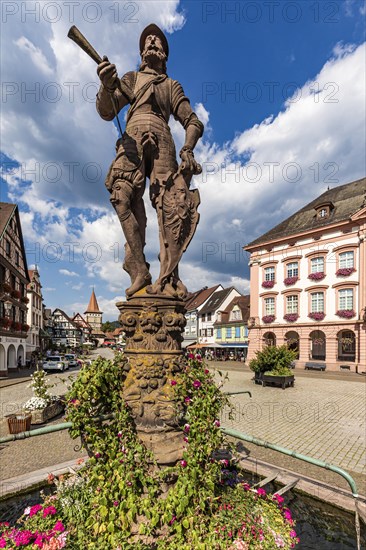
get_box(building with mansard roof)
[245,177,366,372]
[0,203,30,375]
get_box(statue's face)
[141,34,166,66]
[110,181,124,205]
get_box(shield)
[156,170,200,285]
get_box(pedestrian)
[17,356,22,369]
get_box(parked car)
[43,355,67,372]
[65,354,78,368]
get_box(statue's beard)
[141,48,166,67]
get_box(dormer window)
[315,201,334,220]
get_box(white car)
[65,354,78,368]
[43,355,67,372]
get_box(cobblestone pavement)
[0,356,365,496]
[214,365,366,478]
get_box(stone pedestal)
[117,295,187,465]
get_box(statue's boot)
[126,270,152,297]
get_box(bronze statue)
[95,24,204,299]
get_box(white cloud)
[15,36,54,76]
[59,269,79,277]
[71,282,84,290]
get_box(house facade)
[183,285,222,348]
[72,313,93,345]
[198,287,242,346]
[51,309,83,349]
[0,203,30,375]
[214,295,250,359]
[245,178,366,372]
[26,268,43,358]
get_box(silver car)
[65,354,78,368]
[43,355,67,372]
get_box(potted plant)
[23,368,64,424]
[263,365,295,389]
[250,345,296,387]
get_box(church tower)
[84,288,103,333]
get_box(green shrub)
[249,345,296,374]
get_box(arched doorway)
[0,345,6,374]
[17,344,25,366]
[285,331,299,359]
[337,330,356,362]
[263,332,276,347]
[309,330,326,361]
[7,344,16,369]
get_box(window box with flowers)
[308,272,325,281]
[0,317,11,329]
[283,313,299,322]
[336,268,356,277]
[22,323,30,332]
[1,282,12,294]
[262,280,275,288]
[21,295,30,304]
[262,315,276,324]
[284,276,298,286]
[308,312,325,321]
[11,321,22,332]
[336,309,356,319]
[11,289,21,300]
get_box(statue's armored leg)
[110,178,152,296]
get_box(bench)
[339,365,351,371]
[305,362,326,371]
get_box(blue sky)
[1,0,365,319]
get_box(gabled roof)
[85,289,102,313]
[73,313,92,330]
[0,202,30,282]
[185,285,221,311]
[246,177,366,249]
[52,308,81,330]
[214,295,250,325]
[200,287,240,315]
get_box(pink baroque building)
[244,178,366,373]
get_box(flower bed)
[336,309,355,319]
[308,312,325,321]
[262,315,275,324]
[262,280,275,288]
[284,276,298,286]
[283,313,299,322]
[336,268,355,277]
[308,272,325,281]
[1,355,299,549]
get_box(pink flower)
[29,504,43,517]
[117,431,122,438]
[169,516,177,525]
[0,538,6,548]
[184,396,191,403]
[188,353,194,359]
[242,483,251,491]
[95,452,101,458]
[195,354,202,360]
[43,506,57,517]
[180,460,187,468]
[113,501,119,507]
[184,423,190,433]
[273,493,284,505]
[54,520,65,532]
[204,369,209,374]
[170,380,177,386]
[257,488,266,497]
[193,380,201,388]
[290,530,297,538]
[183,436,188,443]
[284,509,292,521]
[214,419,220,427]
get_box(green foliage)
[3,354,299,549]
[264,366,294,377]
[249,345,296,374]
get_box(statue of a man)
[96,24,204,298]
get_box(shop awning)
[187,343,224,349]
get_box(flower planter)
[253,371,263,385]
[30,400,64,425]
[7,413,32,434]
[262,374,295,389]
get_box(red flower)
[170,379,177,386]
[193,380,201,388]
[180,460,187,467]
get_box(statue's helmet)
[139,23,169,60]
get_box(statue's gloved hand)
[179,147,202,176]
[97,55,119,93]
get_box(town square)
[1,1,366,548]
